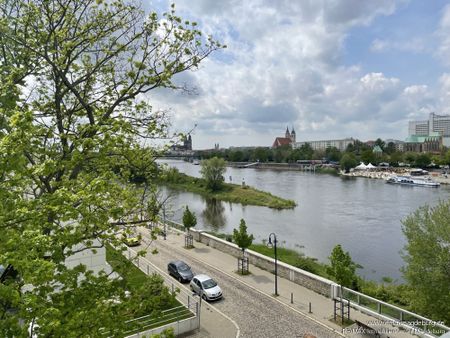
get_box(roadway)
[137,227,341,338]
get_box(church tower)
[290,126,296,143]
[285,126,290,139]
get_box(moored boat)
[386,175,440,187]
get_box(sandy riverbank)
[341,169,450,185]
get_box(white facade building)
[293,138,355,152]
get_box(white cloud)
[436,4,450,66]
[370,38,426,53]
[147,0,443,148]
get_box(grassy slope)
[249,243,329,277]
[158,173,296,209]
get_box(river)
[157,159,450,282]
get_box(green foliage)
[182,206,197,233]
[157,170,296,209]
[414,153,431,168]
[325,147,341,162]
[401,201,450,324]
[444,149,450,165]
[340,153,358,172]
[360,149,376,165]
[358,278,410,307]
[106,245,177,317]
[232,219,254,254]
[200,157,227,191]
[0,0,222,335]
[327,245,358,288]
[250,244,328,276]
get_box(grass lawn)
[249,243,329,277]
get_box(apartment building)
[293,138,355,152]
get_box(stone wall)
[189,229,334,297]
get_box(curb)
[163,228,344,337]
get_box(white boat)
[386,175,440,187]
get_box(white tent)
[355,162,367,170]
[366,163,376,169]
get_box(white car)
[190,274,223,301]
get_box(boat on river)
[386,175,440,187]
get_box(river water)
[158,159,450,282]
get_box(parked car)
[122,233,141,247]
[190,274,222,301]
[167,260,194,283]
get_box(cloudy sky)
[146,0,450,150]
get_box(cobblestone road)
[144,237,341,338]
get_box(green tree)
[444,149,450,166]
[252,147,270,162]
[389,151,404,166]
[327,245,358,289]
[200,157,227,191]
[325,147,341,162]
[233,219,254,255]
[385,142,396,155]
[0,0,222,335]
[340,153,358,172]
[402,201,450,323]
[233,219,254,274]
[414,153,431,168]
[361,149,376,164]
[298,143,314,160]
[404,152,417,165]
[182,206,197,235]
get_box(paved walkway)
[138,226,420,338]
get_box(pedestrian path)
[146,227,419,338]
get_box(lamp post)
[163,205,166,240]
[267,232,278,296]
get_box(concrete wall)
[189,229,334,297]
[126,316,199,338]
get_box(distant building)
[409,113,450,147]
[171,134,192,152]
[272,126,296,148]
[385,139,405,152]
[404,133,442,153]
[372,145,383,155]
[293,137,355,152]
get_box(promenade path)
[136,226,421,338]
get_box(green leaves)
[402,202,450,323]
[232,219,254,253]
[182,206,197,232]
[0,0,222,335]
[327,244,358,288]
[200,156,227,191]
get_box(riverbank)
[341,168,450,184]
[156,170,296,209]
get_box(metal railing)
[339,286,449,337]
[100,246,201,337]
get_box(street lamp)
[267,232,278,296]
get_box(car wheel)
[202,294,207,301]
[178,276,182,282]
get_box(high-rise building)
[408,120,429,136]
[408,113,450,147]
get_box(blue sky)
[146,1,450,149]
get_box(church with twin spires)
[272,126,296,148]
